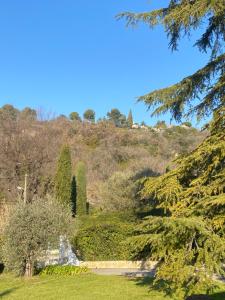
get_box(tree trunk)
[25,259,33,277]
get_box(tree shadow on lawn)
[0,287,18,298]
[210,291,225,300]
[132,277,171,294]
[133,276,154,287]
[133,277,225,300]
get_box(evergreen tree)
[76,161,87,216]
[69,112,81,122]
[119,1,224,121]
[155,120,167,129]
[83,109,95,123]
[107,108,126,127]
[127,110,133,128]
[0,104,19,120]
[55,145,72,207]
[20,107,37,121]
[119,0,225,296]
[71,176,77,217]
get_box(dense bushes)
[72,214,135,261]
[39,265,89,276]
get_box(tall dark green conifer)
[76,161,87,216]
[127,110,133,128]
[55,145,72,207]
[71,176,77,217]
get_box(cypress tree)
[127,110,133,128]
[55,145,72,207]
[76,161,87,216]
[71,176,77,217]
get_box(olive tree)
[2,197,74,277]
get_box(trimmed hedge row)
[39,265,89,276]
[72,214,135,261]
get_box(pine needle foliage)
[118,0,225,121]
[142,108,225,217]
[55,145,72,207]
[133,107,225,296]
[119,0,225,295]
[127,216,225,296]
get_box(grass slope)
[0,274,225,300]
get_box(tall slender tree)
[71,176,77,217]
[55,145,72,207]
[127,110,133,128]
[76,161,87,216]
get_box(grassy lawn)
[0,274,225,300]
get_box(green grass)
[0,274,225,300]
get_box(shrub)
[73,214,134,261]
[39,265,89,276]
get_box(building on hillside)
[152,127,161,133]
[132,123,140,129]
[181,124,191,129]
[140,125,148,130]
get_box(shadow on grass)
[133,277,172,295]
[133,277,225,300]
[0,264,4,274]
[133,276,154,287]
[210,291,225,300]
[0,288,18,297]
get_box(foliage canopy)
[2,198,73,277]
[119,0,225,295]
[119,0,225,121]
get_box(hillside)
[0,110,207,209]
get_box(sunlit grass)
[0,274,225,300]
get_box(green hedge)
[39,265,89,276]
[72,214,134,261]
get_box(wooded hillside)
[0,105,206,210]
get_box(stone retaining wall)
[80,261,158,270]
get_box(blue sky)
[0,0,210,125]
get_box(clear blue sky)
[0,0,209,125]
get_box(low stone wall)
[80,261,158,270]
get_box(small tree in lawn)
[127,110,133,128]
[2,197,73,277]
[55,145,72,207]
[76,162,87,216]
